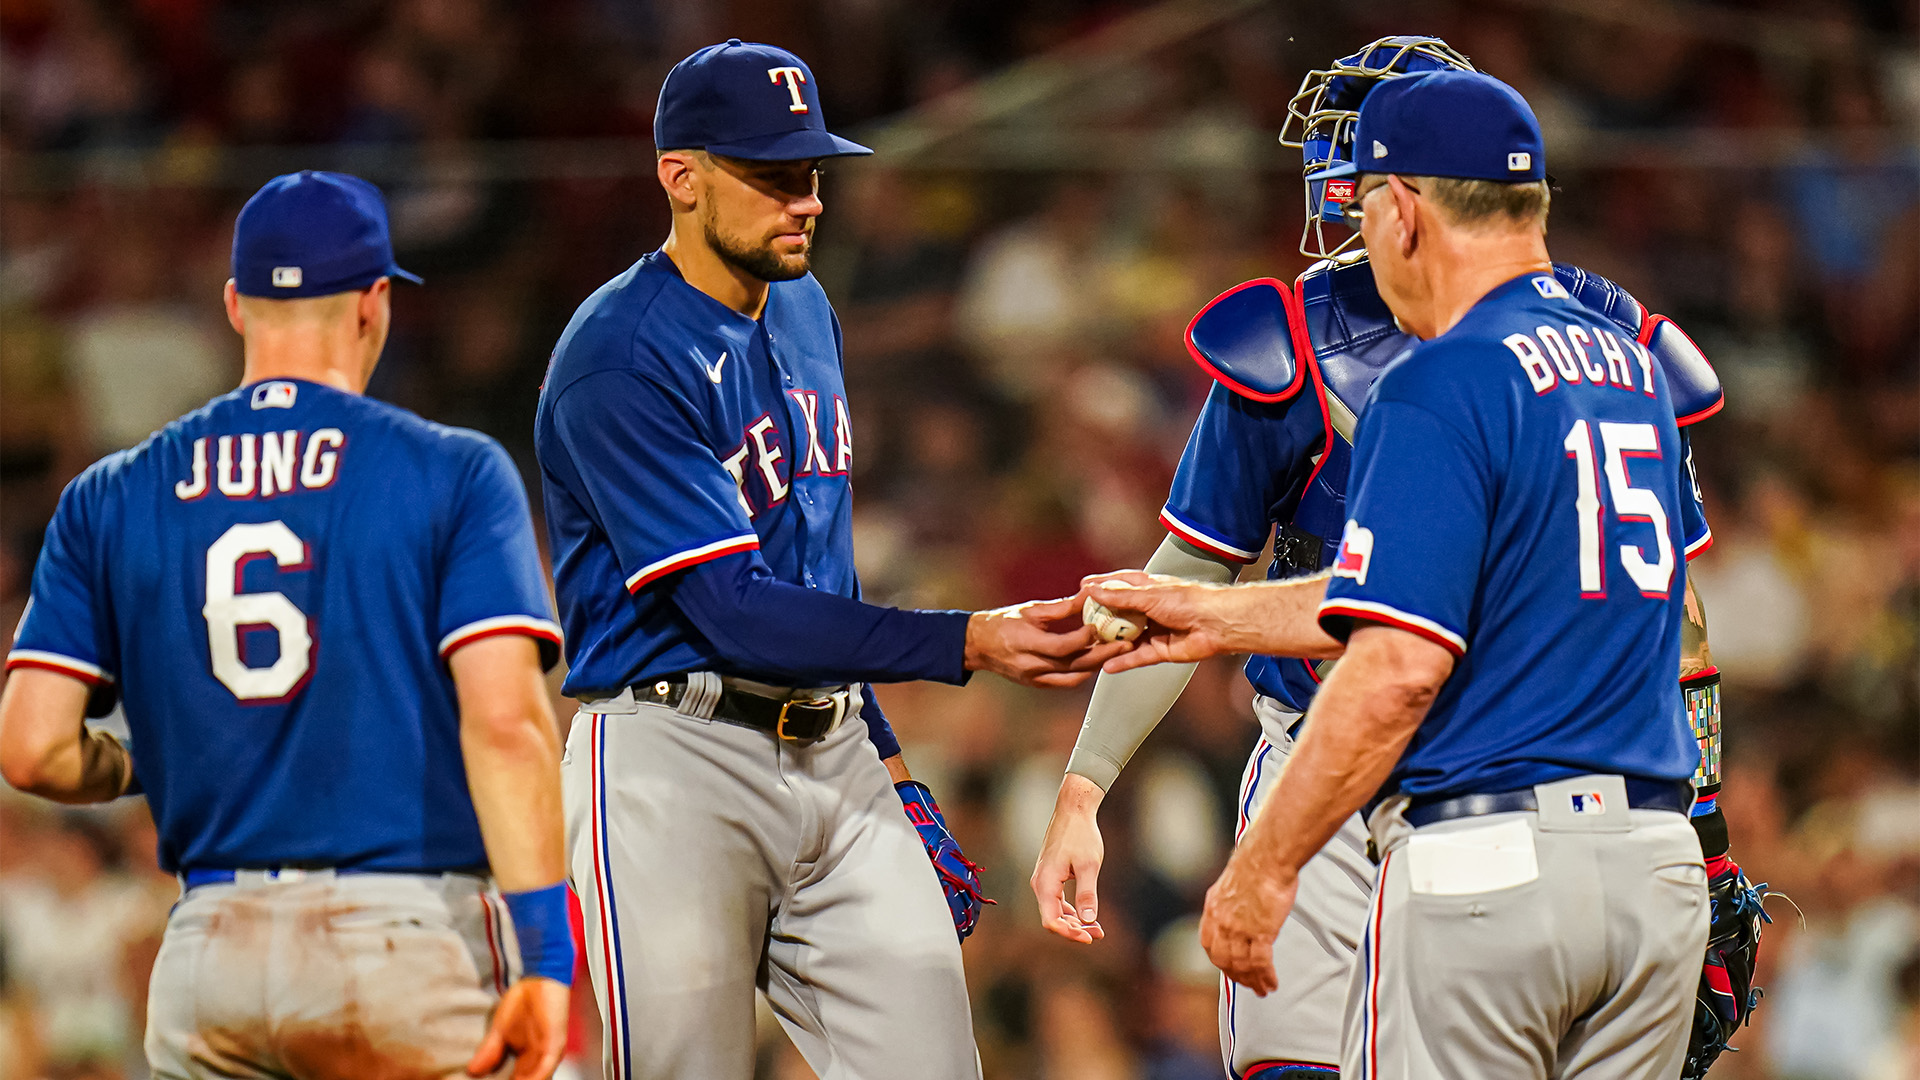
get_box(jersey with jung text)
[1316,272,1699,799]
[536,250,862,697]
[1163,258,1717,716]
[7,380,562,873]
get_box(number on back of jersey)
[1563,420,1674,598]
[204,521,314,701]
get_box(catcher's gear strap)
[1185,278,1309,402]
[1683,668,1722,789]
[1551,264,1724,427]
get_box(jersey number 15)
[1563,420,1674,598]
[204,521,314,701]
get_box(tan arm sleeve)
[1065,534,1241,790]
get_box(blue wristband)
[502,882,575,986]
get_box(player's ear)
[223,279,245,336]
[657,151,700,211]
[358,278,391,335]
[1389,177,1421,258]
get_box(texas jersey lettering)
[536,250,863,696]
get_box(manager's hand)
[1078,571,1241,673]
[965,596,1134,688]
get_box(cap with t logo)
[1309,70,1545,183]
[231,171,421,299]
[654,39,873,161]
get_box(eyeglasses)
[1339,178,1420,225]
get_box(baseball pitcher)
[533,41,1123,1080]
[0,172,574,1079]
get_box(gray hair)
[1408,176,1551,232]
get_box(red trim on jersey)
[4,654,108,685]
[1158,510,1258,563]
[1685,529,1715,560]
[1318,602,1467,657]
[625,535,760,593]
[439,619,564,659]
[1183,279,1305,403]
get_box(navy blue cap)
[232,171,420,299]
[1310,70,1544,183]
[655,39,872,160]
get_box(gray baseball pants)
[146,870,514,1080]
[1222,697,1377,1076]
[1349,774,1708,1080]
[564,684,980,1080]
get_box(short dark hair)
[1409,176,1551,231]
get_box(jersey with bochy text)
[536,250,863,697]
[1162,259,1714,714]
[7,380,561,874]
[1316,272,1699,799]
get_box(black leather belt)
[639,677,848,742]
[1405,777,1692,828]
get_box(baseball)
[1083,596,1147,643]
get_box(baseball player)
[0,172,574,1078]
[1035,37,1765,1080]
[533,41,1123,1080]
[1083,69,1715,1077]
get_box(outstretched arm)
[1081,570,1345,673]
[1034,535,1240,942]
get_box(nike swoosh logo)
[703,351,728,383]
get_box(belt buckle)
[776,699,806,741]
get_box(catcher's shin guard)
[1242,1062,1338,1079]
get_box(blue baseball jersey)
[536,250,861,697]
[7,380,561,874]
[1316,272,1699,799]
[1162,260,1713,715]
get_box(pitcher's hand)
[965,596,1134,688]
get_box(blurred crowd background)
[1,0,1916,1078]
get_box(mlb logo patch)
[1569,791,1605,815]
[251,381,298,410]
[1508,152,1531,172]
[1531,275,1569,300]
[271,266,303,288]
[1325,178,1356,203]
[1331,520,1374,585]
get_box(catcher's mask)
[1280,36,1477,259]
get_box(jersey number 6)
[203,521,314,701]
[1563,420,1674,598]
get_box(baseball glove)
[1682,854,1772,1080]
[895,780,994,941]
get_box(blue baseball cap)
[654,40,872,160]
[232,171,420,299]
[1309,70,1544,183]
